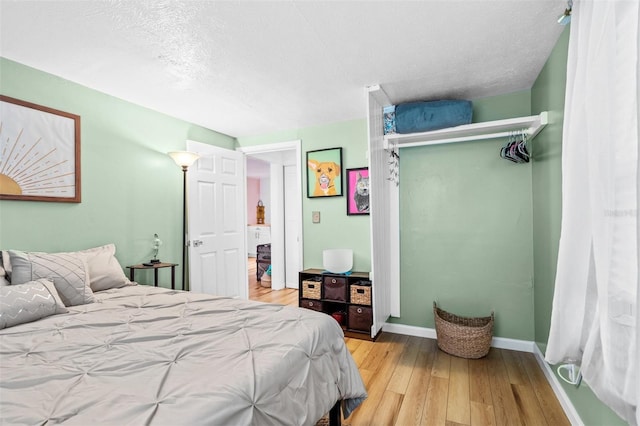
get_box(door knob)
[192,240,204,247]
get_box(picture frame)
[346,167,370,215]
[0,95,81,203]
[306,147,343,198]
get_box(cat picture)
[347,168,370,215]
[354,172,369,213]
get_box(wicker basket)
[302,279,321,299]
[350,285,372,305]
[433,302,494,359]
[260,273,271,288]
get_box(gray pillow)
[9,250,95,307]
[0,258,9,287]
[1,250,11,285]
[0,279,68,329]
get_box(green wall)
[0,58,235,287]
[390,91,535,340]
[239,90,537,340]
[237,119,371,272]
[531,27,567,348]
[530,28,625,426]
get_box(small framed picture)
[306,147,343,198]
[346,167,369,215]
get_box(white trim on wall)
[532,344,585,426]
[238,140,301,155]
[237,140,303,290]
[366,86,395,336]
[381,322,535,353]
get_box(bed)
[0,245,367,425]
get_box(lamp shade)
[168,151,200,168]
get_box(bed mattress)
[0,285,366,425]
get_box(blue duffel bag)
[395,100,473,134]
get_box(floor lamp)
[168,151,200,291]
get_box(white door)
[284,165,300,288]
[186,140,246,298]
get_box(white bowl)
[323,249,353,274]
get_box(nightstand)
[126,263,178,289]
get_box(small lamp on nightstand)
[150,233,162,263]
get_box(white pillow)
[9,250,95,307]
[0,279,68,329]
[71,244,135,292]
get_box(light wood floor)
[247,256,298,305]
[247,259,569,426]
[343,336,570,426]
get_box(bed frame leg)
[329,400,341,426]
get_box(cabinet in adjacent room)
[247,225,271,256]
[298,269,376,340]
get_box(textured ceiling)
[0,0,566,138]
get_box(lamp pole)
[181,165,188,291]
[168,151,200,292]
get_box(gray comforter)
[0,285,366,425]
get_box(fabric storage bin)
[323,276,347,302]
[395,100,472,134]
[348,305,372,332]
[300,299,323,312]
[350,282,371,306]
[302,279,321,300]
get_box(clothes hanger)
[516,130,530,163]
[501,132,518,162]
[512,131,528,163]
[501,130,529,163]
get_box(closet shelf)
[383,111,548,149]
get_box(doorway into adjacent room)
[238,140,303,306]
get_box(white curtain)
[545,1,639,424]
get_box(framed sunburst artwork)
[0,95,81,202]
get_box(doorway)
[238,140,303,301]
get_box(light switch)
[312,211,320,223]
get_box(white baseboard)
[532,344,584,426]
[382,323,437,339]
[382,322,535,352]
[381,322,582,425]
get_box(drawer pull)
[309,302,314,307]
[331,278,337,284]
[357,289,365,294]
[308,284,315,289]
[357,307,363,314]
